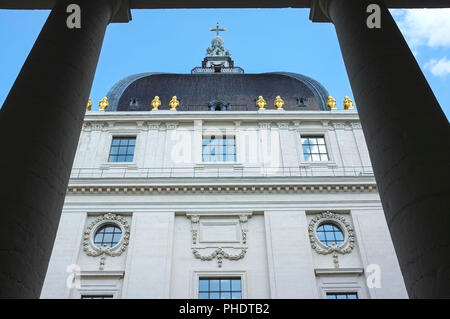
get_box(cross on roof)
[209,22,226,36]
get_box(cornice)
[67,182,377,195]
[83,110,360,123]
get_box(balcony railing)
[70,166,374,179]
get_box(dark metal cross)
[209,22,226,36]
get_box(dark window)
[93,225,122,248]
[198,278,242,299]
[316,223,344,246]
[81,295,114,299]
[202,135,236,162]
[326,292,358,299]
[108,137,136,162]
[301,136,329,161]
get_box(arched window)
[93,225,122,248]
[316,223,344,246]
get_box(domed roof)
[106,72,330,112]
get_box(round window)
[316,223,344,246]
[93,224,122,248]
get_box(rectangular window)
[202,135,236,162]
[198,278,242,299]
[108,137,136,162]
[81,295,114,299]
[301,136,329,161]
[326,292,358,299]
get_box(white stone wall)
[41,110,408,299]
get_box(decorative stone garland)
[83,213,130,270]
[188,214,250,267]
[308,211,355,268]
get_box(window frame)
[93,224,123,248]
[198,277,243,299]
[299,134,331,163]
[108,136,137,163]
[81,295,115,299]
[192,270,247,299]
[201,134,237,163]
[316,222,345,247]
[326,292,359,299]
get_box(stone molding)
[308,211,355,268]
[187,213,252,267]
[83,213,131,270]
[68,183,377,195]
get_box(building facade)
[41,30,407,299]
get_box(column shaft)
[0,0,122,298]
[326,0,450,298]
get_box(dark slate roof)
[106,72,329,111]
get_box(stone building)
[41,28,407,299]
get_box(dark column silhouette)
[0,0,125,298]
[314,0,450,298]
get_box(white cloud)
[393,9,450,50]
[424,57,450,77]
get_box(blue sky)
[0,8,449,119]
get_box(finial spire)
[209,22,226,37]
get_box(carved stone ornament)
[187,213,251,267]
[83,213,131,270]
[308,211,355,268]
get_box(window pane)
[94,234,103,242]
[220,292,231,299]
[232,292,242,299]
[198,293,209,299]
[231,280,241,291]
[209,280,219,291]
[209,293,220,299]
[199,280,209,292]
[220,279,231,291]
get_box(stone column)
[311,0,450,298]
[0,0,127,298]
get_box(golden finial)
[256,96,267,110]
[98,97,109,111]
[274,96,284,109]
[86,97,92,111]
[343,96,354,110]
[169,96,179,110]
[151,96,161,110]
[326,96,337,109]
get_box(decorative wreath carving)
[308,211,355,268]
[83,213,131,270]
[187,214,251,267]
[192,248,247,268]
